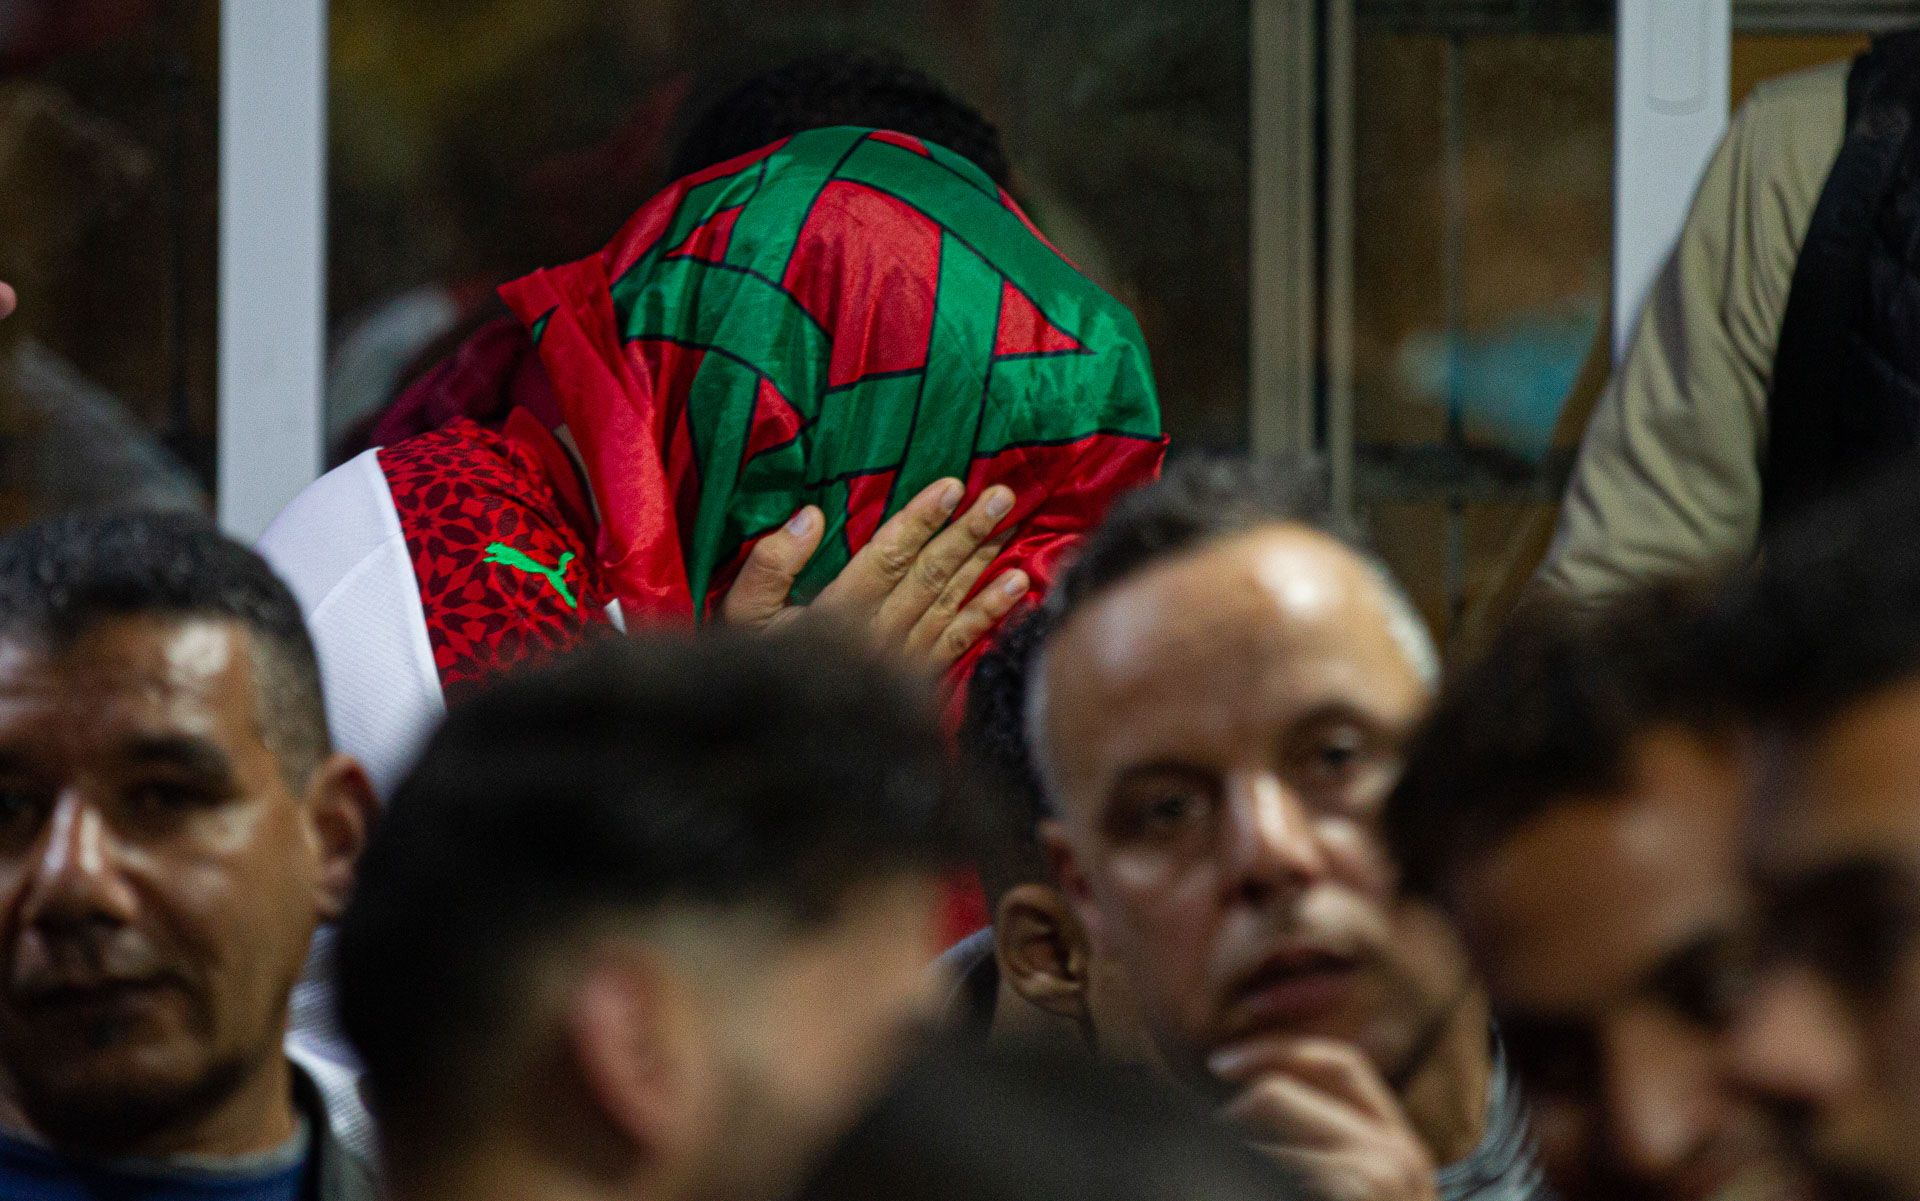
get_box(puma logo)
[483,543,578,610]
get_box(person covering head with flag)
[498,123,1165,634]
[264,124,1164,802]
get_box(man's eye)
[1317,743,1359,773]
[1116,786,1214,841]
[1145,793,1199,827]
[125,780,214,817]
[0,785,46,829]
[1816,904,1919,996]
[1662,939,1759,1030]
[1296,729,1370,786]
[1766,864,1920,998]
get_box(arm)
[1534,64,1847,603]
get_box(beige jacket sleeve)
[1533,63,1848,603]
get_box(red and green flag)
[499,125,1165,644]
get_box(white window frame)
[217,0,328,541]
[1613,0,1733,363]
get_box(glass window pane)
[1350,12,1614,643]
[0,2,217,529]
[326,1,1249,460]
[1348,6,1883,649]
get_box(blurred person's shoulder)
[1732,60,1849,197]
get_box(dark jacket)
[1768,30,1920,525]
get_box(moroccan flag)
[498,125,1166,666]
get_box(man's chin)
[5,1054,244,1154]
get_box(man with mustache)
[1023,457,1547,1201]
[0,512,378,1199]
[1386,586,1834,1201]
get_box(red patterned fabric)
[378,416,615,702]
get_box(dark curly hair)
[671,51,1011,188]
[1385,581,1733,899]
[1720,452,1920,734]
[959,607,1055,910]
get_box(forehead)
[1042,529,1427,762]
[1756,679,1920,885]
[1459,729,1750,1013]
[0,617,263,751]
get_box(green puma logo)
[483,543,578,610]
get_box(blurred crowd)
[5,25,1920,1201]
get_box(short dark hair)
[0,510,329,784]
[338,628,970,1153]
[1385,583,1732,899]
[959,607,1055,909]
[1721,453,1920,733]
[1047,455,1353,628]
[671,51,1011,188]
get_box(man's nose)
[1726,963,1862,1115]
[16,793,137,933]
[1221,773,1329,902]
[1603,1011,1722,1183]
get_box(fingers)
[1215,1038,1438,1201]
[718,507,825,630]
[869,483,1015,641]
[816,478,967,613]
[0,281,15,321]
[901,526,1008,650]
[1222,1074,1380,1154]
[1210,1037,1403,1125]
[923,567,1030,669]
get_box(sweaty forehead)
[1041,528,1428,781]
[0,616,263,748]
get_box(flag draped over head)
[498,125,1166,642]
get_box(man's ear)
[564,947,711,1164]
[306,754,378,922]
[995,883,1091,1022]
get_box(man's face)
[1744,678,1920,1201]
[0,617,327,1146]
[1452,727,1816,1201]
[1037,527,1446,1096]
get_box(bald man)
[1020,458,1547,1201]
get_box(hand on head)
[722,477,1030,672]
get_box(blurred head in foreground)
[793,1040,1310,1201]
[1717,454,1920,1201]
[340,629,965,1201]
[1388,585,1827,1201]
